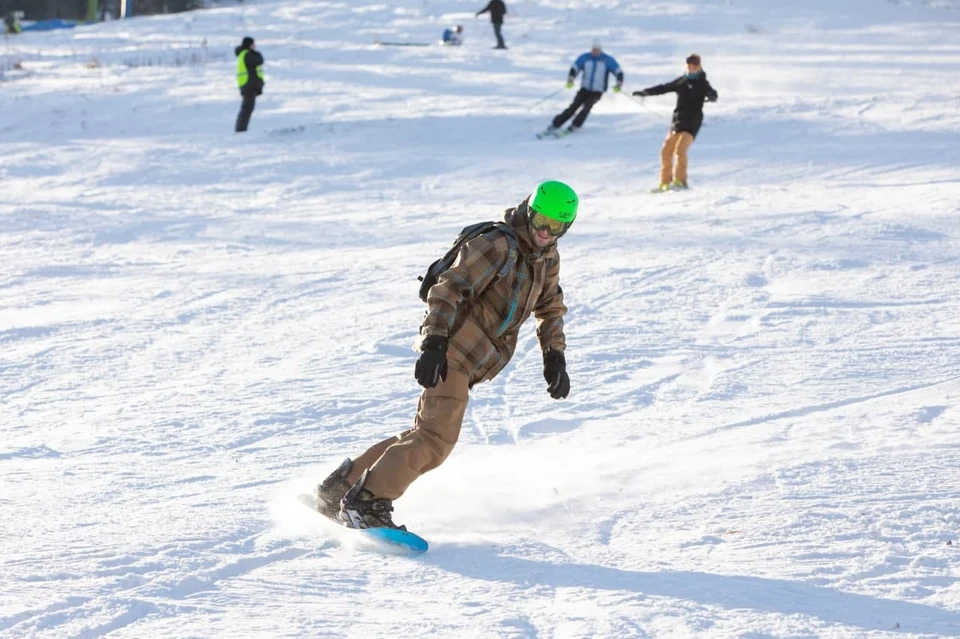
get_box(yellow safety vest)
[236,49,264,88]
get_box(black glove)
[415,335,449,388]
[543,350,570,399]
[632,90,648,97]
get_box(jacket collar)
[503,198,558,262]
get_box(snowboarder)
[542,40,623,137]
[633,54,718,191]
[317,181,578,530]
[441,25,464,46]
[475,0,507,49]
[234,36,264,133]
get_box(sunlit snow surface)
[2,0,960,636]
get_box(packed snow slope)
[2,0,960,636]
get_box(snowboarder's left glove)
[415,335,449,389]
[543,350,569,400]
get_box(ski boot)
[339,470,404,530]
[315,458,353,520]
[670,179,689,190]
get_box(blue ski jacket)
[569,52,623,93]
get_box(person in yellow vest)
[4,12,23,34]
[234,36,264,133]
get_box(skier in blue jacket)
[544,40,623,136]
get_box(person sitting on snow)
[441,25,464,46]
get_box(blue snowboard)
[362,526,429,553]
[297,493,429,554]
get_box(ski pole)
[625,93,660,115]
[528,88,564,110]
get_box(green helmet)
[529,180,578,224]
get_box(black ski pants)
[492,22,506,48]
[235,92,257,133]
[552,89,603,130]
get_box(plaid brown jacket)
[421,201,567,384]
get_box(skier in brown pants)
[316,181,579,529]
[634,54,718,191]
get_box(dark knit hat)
[241,36,254,48]
[686,54,701,65]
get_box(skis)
[297,493,429,554]
[535,127,576,140]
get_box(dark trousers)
[235,92,257,132]
[552,89,603,129]
[492,22,506,48]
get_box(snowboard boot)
[339,470,404,530]
[316,458,353,520]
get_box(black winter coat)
[477,0,506,24]
[235,45,265,96]
[639,72,717,138]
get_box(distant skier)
[316,181,579,530]
[633,54,718,191]
[441,25,464,46]
[542,40,623,137]
[4,11,22,34]
[234,36,264,133]
[475,0,507,49]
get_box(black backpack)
[418,222,518,302]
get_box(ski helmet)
[529,180,578,224]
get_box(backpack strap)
[487,223,524,337]
[490,223,518,281]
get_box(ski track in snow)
[2,0,960,636]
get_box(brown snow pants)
[346,366,470,500]
[659,130,695,185]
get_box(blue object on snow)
[441,27,463,46]
[363,527,429,553]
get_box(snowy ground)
[2,0,960,637]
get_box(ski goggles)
[529,211,570,237]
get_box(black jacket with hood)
[476,0,506,24]
[639,72,717,138]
